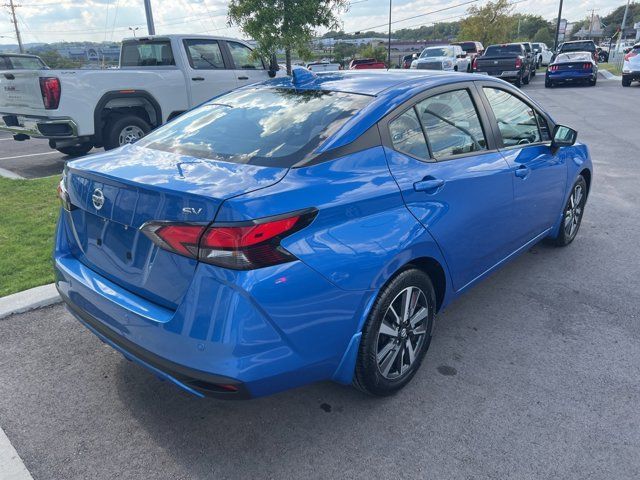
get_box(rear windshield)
[6,56,45,69]
[561,42,595,52]
[138,88,372,167]
[121,40,175,67]
[484,45,522,56]
[457,42,478,53]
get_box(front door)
[480,86,567,246]
[224,41,271,88]
[383,86,515,292]
[182,38,238,107]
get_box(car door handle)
[413,178,445,193]
[515,165,530,178]
[191,77,205,81]
[237,76,249,80]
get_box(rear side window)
[417,89,487,159]
[184,39,225,69]
[7,56,45,69]
[389,109,429,159]
[484,45,522,56]
[138,88,372,167]
[121,40,175,66]
[483,88,541,147]
[459,42,478,53]
[227,41,263,70]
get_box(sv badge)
[182,207,203,215]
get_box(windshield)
[421,47,453,58]
[138,88,372,167]
[6,56,45,69]
[561,42,595,53]
[484,45,522,56]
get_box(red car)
[349,58,386,69]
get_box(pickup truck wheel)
[56,142,93,157]
[104,115,151,150]
[622,76,631,87]
[514,75,522,88]
[522,72,530,85]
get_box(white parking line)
[0,151,57,161]
[0,426,34,480]
[0,137,14,141]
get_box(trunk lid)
[63,144,287,309]
[0,70,45,112]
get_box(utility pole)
[588,9,595,38]
[615,0,630,54]
[553,0,564,51]
[5,0,23,53]
[144,0,156,35]
[387,0,392,69]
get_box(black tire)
[589,76,597,86]
[531,64,536,77]
[622,76,631,87]
[554,175,587,247]
[103,114,151,150]
[353,268,436,396]
[514,74,522,88]
[522,70,530,85]
[56,142,93,157]
[545,77,553,88]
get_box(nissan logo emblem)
[92,188,105,210]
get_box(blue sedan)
[545,52,598,87]
[55,70,592,398]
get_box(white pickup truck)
[0,34,279,156]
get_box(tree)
[332,42,358,63]
[512,14,553,41]
[27,49,82,69]
[359,43,387,63]
[228,0,349,75]
[533,27,553,45]
[458,0,516,45]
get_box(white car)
[622,43,640,87]
[410,45,470,72]
[532,42,553,66]
[0,34,280,156]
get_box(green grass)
[0,176,60,296]
[598,63,623,75]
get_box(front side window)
[8,56,45,69]
[483,87,541,147]
[121,40,175,66]
[137,88,371,167]
[389,108,429,159]
[416,89,487,159]
[185,40,225,69]
[227,42,264,70]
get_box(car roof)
[0,53,40,58]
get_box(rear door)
[223,40,271,88]
[382,83,515,292]
[478,84,567,246]
[181,38,238,107]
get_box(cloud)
[15,0,626,44]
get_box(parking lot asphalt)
[1,74,639,480]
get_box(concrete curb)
[0,167,24,180]
[0,427,34,480]
[599,70,622,81]
[0,283,61,320]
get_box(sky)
[0,0,626,45]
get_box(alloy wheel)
[118,125,145,145]
[564,183,584,239]
[376,286,430,380]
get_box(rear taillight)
[515,57,522,69]
[141,209,317,270]
[39,77,61,110]
[625,51,637,61]
[548,65,558,72]
[471,57,478,71]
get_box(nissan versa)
[54,70,592,399]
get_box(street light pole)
[129,26,139,37]
[553,0,564,51]
[387,0,392,68]
[144,0,156,35]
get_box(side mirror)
[551,124,577,150]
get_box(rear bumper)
[475,70,521,79]
[0,113,78,139]
[622,70,640,81]
[54,211,369,399]
[546,71,595,82]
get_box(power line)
[4,0,23,51]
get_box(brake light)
[515,57,522,68]
[583,63,592,70]
[549,65,558,71]
[39,77,61,110]
[141,209,317,270]
[471,57,478,70]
